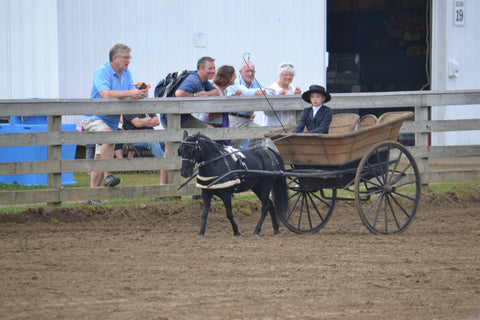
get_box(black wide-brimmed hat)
[301,85,331,104]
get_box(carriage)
[179,111,420,237]
[264,111,420,235]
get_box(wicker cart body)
[265,111,420,235]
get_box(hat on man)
[301,85,331,104]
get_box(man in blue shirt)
[82,43,148,194]
[174,56,219,128]
[226,61,271,148]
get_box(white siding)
[431,0,480,145]
[56,0,327,100]
[0,0,59,99]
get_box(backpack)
[155,70,192,126]
[154,70,191,98]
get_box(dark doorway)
[327,0,430,94]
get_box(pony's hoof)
[252,232,260,237]
[274,230,280,235]
[197,233,205,239]
[234,233,242,238]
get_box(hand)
[148,116,160,127]
[279,89,286,95]
[131,89,148,99]
[294,87,302,94]
[234,89,242,96]
[194,91,207,97]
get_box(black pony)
[178,131,288,238]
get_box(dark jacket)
[292,105,333,134]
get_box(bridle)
[180,136,245,172]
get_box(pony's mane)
[187,133,222,154]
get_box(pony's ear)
[183,130,188,141]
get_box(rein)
[242,52,287,134]
[182,137,245,170]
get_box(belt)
[230,113,251,119]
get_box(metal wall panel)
[0,0,59,99]
[432,0,480,145]
[56,0,327,100]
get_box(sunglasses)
[281,64,294,68]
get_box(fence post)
[47,115,63,206]
[415,105,430,193]
[166,113,182,196]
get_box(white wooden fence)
[0,90,479,206]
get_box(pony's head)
[178,131,201,178]
[178,131,223,178]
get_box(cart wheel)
[279,176,336,234]
[354,141,420,235]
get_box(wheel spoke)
[281,183,336,234]
[287,191,302,221]
[307,192,325,221]
[389,192,412,219]
[303,193,314,229]
[362,191,384,220]
[355,141,420,235]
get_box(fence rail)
[1,90,479,206]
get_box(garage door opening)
[327,0,430,94]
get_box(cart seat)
[329,113,360,134]
[357,114,378,130]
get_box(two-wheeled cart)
[266,111,420,235]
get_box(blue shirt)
[226,75,271,116]
[84,62,135,130]
[176,71,216,122]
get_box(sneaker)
[104,175,121,187]
[87,199,103,205]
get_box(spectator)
[292,85,333,134]
[199,65,240,128]
[263,62,302,127]
[82,43,148,201]
[173,56,220,128]
[226,61,271,148]
[122,113,168,184]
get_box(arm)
[175,89,193,97]
[291,109,308,133]
[100,89,148,99]
[129,115,160,128]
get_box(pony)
[178,131,288,238]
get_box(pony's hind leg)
[254,199,280,236]
[253,206,267,236]
[220,193,241,237]
[267,199,281,235]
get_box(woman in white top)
[262,62,302,127]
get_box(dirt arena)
[1,188,479,320]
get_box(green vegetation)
[0,172,478,213]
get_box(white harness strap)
[224,146,245,162]
[196,174,241,189]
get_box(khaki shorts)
[81,118,112,155]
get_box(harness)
[182,138,247,189]
[181,135,282,190]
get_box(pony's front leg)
[220,193,241,237]
[198,191,213,238]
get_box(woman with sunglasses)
[262,62,302,127]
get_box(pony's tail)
[272,154,288,220]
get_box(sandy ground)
[1,188,480,320]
